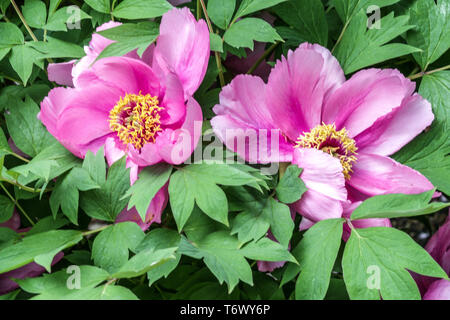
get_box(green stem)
[247,41,279,75]
[408,64,450,80]
[331,19,350,54]
[0,178,50,193]
[196,0,201,20]
[10,0,39,42]
[0,182,35,226]
[9,151,30,163]
[199,0,225,87]
[82,224,110,237]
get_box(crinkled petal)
[153,7,210,98]
[423,279,450,300]
[291,148,346,221]
[323,68,415,137]
[265,44,345,141]
[47,60,76,87]
[348,153,434,196]
[211,75,293,163]
[104,136,126,167]
[355,94,434,156]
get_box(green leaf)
[111,247,177,279]
[406,0,450,70]
[0,128,12,158]
[49,167,100,224]
[82,147,106,185]
[112,0,172,20]
[91,222,145,274]
[45,6,91,31]
[276,165,306,204]
[142,229,181,285]
[291,219,344,300]
[27,216,69,236]
[33,284,138,300]
[17,265,109,295]
[124,163,172,222]
[179,231,253,293]
[351,189,450,220]
[230,188,294,248]
[80,156,131,222]
[169,164,262,231]
[210,33,224,53]
[234,0,287,19]
[0,195,14,223]
[11,140,79,183]
[240,237,297,264]
[22,0,47,29]
[0,22,24,45]
[334,11,420,74]
[85,0,110,13]
[224,18,282,50]
[0,230,83,273]
[29,37,85,59]
[393,71,450,195]
[342,227,447,300]
[5,96,55,157]
[332,0,401,23]
[97,21,160,60]
[8,45,38,85]
[272,0,328,46]
[208,0,236,30]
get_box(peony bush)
[0,0,449,300]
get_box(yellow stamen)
[109,92,164,150]
[295,123,358,179]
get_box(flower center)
[295,123,358,179]
[109,92,164,150]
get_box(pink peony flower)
[0,211,64,295]
[40,8,209,229]
[212,43,435,223]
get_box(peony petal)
[157,97,203,165]
[47,60,76,87]
[348,153,434,197]
[55,84,123,158]
[160,72,187,125]
[104,136,126,167]
[323,68,416,137]
[211,74,293,163]
[425,215,450,275]
[153,7,210,98]
[265,44,345,141]
[299,216,315,231]
[291,148,346,222]
[423,279,450,300]
[355,94,434,156]
[76,56,160,97]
